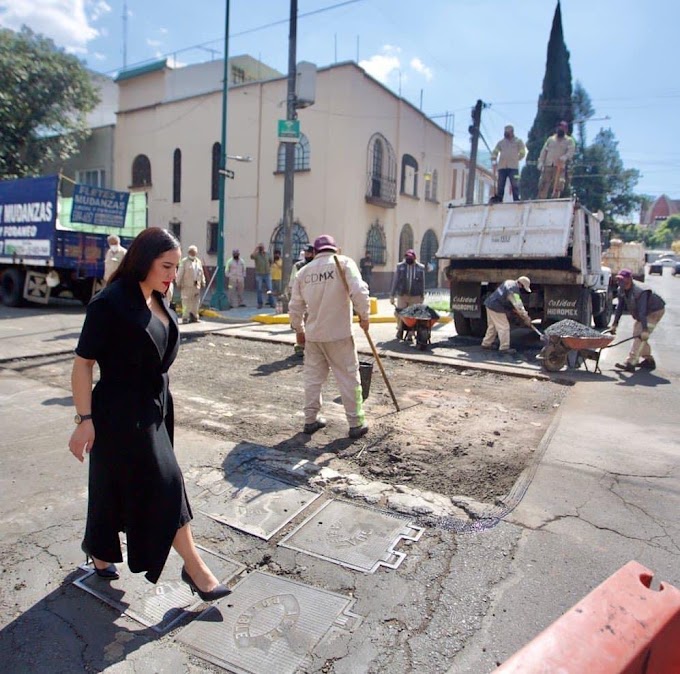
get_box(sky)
[1,0,678,199]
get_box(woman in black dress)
[68,227,228,601]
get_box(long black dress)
[76,278,191,583]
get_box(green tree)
[521,1,574,199]
[572,80,594,150]
[650,214,680,248]
[0,26,99,179]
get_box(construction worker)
[390,249,425,341]
[610,269,665,372]
[289,234,370,440]
[176,245,206,323]
[491,125,526,201]
[537,121,576,199]
[226,249,246,308]
[481,277,533,354]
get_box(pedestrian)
[226,248,246,308]
[390,249,425,341]
[176,245,206,323]
[68,227,229,600]
[491,125,526,202]
[481,277,533,354]
[104,234,127,283]
[537,121,576,199]
[359,250,374,290]
[250,243,275,309]
[271,250,283,299]
[610,269,665,372]
[287,245,315,357]
[289,234,370,439]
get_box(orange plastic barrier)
[494,561,680,674]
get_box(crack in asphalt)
[555,458,675,480]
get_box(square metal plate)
[197,471,322,540]
[73,544,245,633]
[176,570,361,674]
[278,499,424,573]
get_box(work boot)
[499,348,517,355]
[639,357,656,371]
[348,424,369,439]
[303,417,327,434]
[481,344,496,351]
[614,362,635,373]
[293,344,305,358]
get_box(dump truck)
[438,197,613,337]
[0,175,146,306]
[601,239,645,281]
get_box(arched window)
[365,220,387,265]
[131,154,151,187]
[270,220,310,261]
[398,224,414,261]
[277,133,310,172]
[172,148,181,203]
[420,229,440,289]
[366,133,397,206]
[211,142,221,201]
[401,154,418,197]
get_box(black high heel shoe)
[86,554,120,580]
[181,567,231,601]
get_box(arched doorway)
[398,224,414,262]
[420,229,439,288]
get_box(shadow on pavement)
[42,396,73,407]
[613,371,672,387]
[251,353,302,377]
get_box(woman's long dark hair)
[108,227,180,285]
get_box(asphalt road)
[0,272,678,673]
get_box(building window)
[172,148,181,203]
[207,220,218,254]
[211,142,221,201]
[398,224,414,261]
[232,65,246,84]
[420,229,439,289]
[365,220,387,265]
[76,168,106,188]
[131,154,151,187]
[451,168,458,200]
[169,220,181,242]
[400,154,418,197]
[425,169,438,202]
[276,133,310,172]
[270,220,309,261]
[365,133,397,207]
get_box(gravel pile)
[544,319,604,339]
[398,304,440,321]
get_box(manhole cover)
[279,499,423,573]
[74,544,245,633]
[176,570,361,674]
[197,471,322,540]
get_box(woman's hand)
[69,420,95,463]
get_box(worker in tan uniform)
[176,245,206,323]
[537,121,576,199]
[289,234,370,440]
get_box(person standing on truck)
[481,277,533,354]
[103,235,127,283]
[610,269,665,372]
[390,249,425,341]
[491,125,526,202]
[537,121,576,199]
[289,234,370,439]
[176,245,206,324]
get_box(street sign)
[277,119,300,143]
[225,169,235,179]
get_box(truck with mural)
[0,175,146,306]
[438,197,613,337]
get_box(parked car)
[655,257,677,266]
[648,262,664,275]
[673,262,680,276]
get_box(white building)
[113,57,455,291]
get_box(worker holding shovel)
[289,234,371,440]
[537,121,576,199]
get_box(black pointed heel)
[181,567,230,601]
[85,554,120,579]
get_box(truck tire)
[469,315,488,339]
[453,312,472,336]
[576,289,592,327]
[593,288,613,329]
[0,268,26,307]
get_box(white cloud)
[0,0,110,54]
[410,57,433,81]
[359,45,401,84]
[159,27,168,35]
[147,38,162,48]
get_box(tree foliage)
[521,1,574,199]
[0,26,99,179]
[649,214,680,249]
[572,81,594,150]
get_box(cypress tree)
[520,1,574,199]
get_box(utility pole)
[466,99,483,205]
[281,0,298,308]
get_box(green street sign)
[278,119,300,143]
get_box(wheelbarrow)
[398,305,440,351]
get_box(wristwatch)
[74,413,93,425]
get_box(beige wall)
[114,61,453,291]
